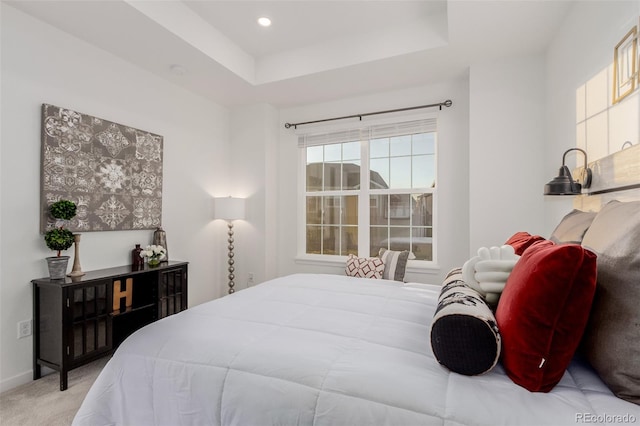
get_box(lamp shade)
[214,197,246,221]
[543,148,592,196]
[544,166,582,195]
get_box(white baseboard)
[0,370,32,393]
[0,366,56,393]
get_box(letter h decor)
[113,278,133,313]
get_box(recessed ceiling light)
[257,17,271,27]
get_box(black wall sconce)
[544,148,592,195]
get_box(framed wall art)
[612,25,638,104]
[40,104,163,232]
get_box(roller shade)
[298,117,437,148]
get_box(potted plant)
[44,199,77,279]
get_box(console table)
[32,260,188,390]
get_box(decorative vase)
[132,244,143,269]
[68,234,85,277]
[46,256,70,280]
[153,227,168,261]
[148,257,160,267]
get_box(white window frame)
[295,113,439,270]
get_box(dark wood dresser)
[31,260,188,390]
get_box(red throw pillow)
[495,240,597,392]
[504,232,545,255]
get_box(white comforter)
[73,273,639,426]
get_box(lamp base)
[227,222,235,294]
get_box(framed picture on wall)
[612,25,637,104]
[40,104,164,232]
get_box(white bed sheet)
[73,273,639,426]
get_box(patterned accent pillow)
[345,254,384,279]
[378,248,409,281]
[430,269,501,376]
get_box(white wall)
[469,54,548,251]
[276,78,471,284]
[226,104,279,293]
[275,55,552,284]
[545,1,640,228]
[0,4,230,391]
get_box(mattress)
[73,273,640,425]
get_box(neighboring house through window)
[299,116,437,264]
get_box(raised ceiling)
[7,0,573,107]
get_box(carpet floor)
[0,357,108,426]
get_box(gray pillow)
[378,248,409,282]
[549,209,597,244]
[581,200,640,405]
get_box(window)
[305,142,360,256]
[300,117,437,263]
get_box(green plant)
[50,199,77,221]
[44,199,77,257]
[44,228,75,255]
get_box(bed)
[74,145,640,425]
[72,274,634,425]
[73,258,639,424]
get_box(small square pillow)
[345,254,384,279]
[504,231,545,256]
[549,209,597,244]
[430,269,501,376]
[378,248,409,281]
[495,240,597,392]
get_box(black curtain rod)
[284,99,452,129]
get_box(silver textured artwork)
[40,104,163,232]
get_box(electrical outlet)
[17,320,32,339]
[247,272,254,286]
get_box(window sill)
[294,255,440,275]
[406,263,441,275]
[295,255,347,268]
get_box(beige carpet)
[0,357,109,426]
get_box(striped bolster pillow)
[378,248,409,282]
[430,268,501,376]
